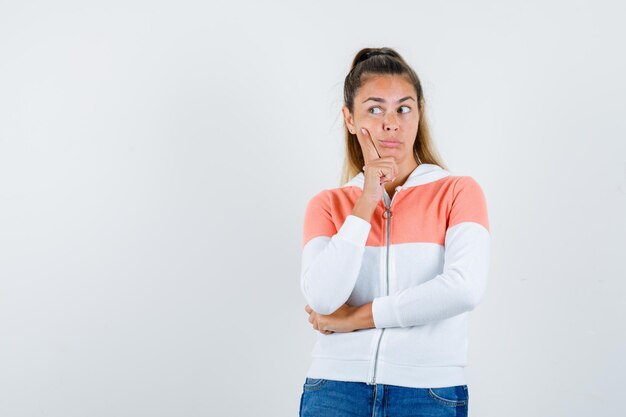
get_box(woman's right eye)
[369,107,382,114]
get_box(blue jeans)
[299,378,469,417]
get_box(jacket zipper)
[368,186,401,385]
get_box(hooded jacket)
[300,163,491,389]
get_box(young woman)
[298,47,491,417]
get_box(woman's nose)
[384,113,399,131]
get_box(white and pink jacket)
[300,163,491,388]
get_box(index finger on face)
[356,127,381,163]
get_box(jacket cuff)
[335,215,371,247]
[372,296,402,328]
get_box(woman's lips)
[379,140,401,148]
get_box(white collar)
[341,163,451,190]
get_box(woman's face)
[343,74,419,161]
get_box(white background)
[1,1,624,416]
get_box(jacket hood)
[341,163,451,190]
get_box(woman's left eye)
[399,106,411,113]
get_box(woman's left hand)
[304,303,357,334]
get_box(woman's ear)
[341,105,355,134]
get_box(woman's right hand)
[356,127,399,202]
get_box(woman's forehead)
[357,75,416,102]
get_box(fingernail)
[361,128,366,134]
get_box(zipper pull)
[383,209,392,219]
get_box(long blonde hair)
[340,47,448,185]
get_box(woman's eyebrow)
[362,96,416,104]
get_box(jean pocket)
[427,385,468,407]
[303,377,327,390]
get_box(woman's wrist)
[350,302,375,331]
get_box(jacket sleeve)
[371,176,491,328]
[300,190,372,315]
